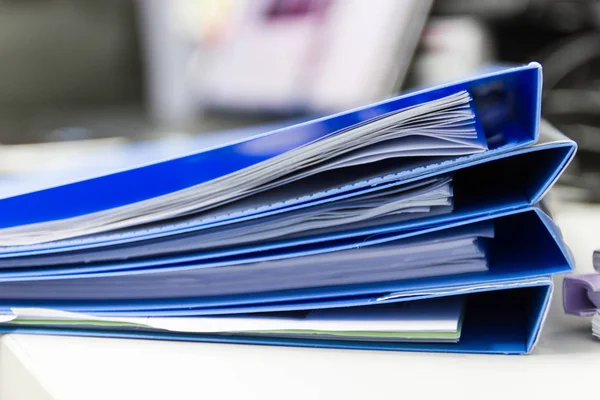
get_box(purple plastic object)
[563,274,600,316]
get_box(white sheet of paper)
[8,296,463,334]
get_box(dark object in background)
[0,0,143,144]
[534,31,600,201]
[434,0,600,201]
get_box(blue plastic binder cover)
[0,119,576,267]
[0,278,553,354]
[0,63,571,356]
[0,207,572,311]
[0,63,542,231]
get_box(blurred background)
[1,0,600,198]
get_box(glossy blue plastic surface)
[0,137,575,266]
[0,64,562,355]
[0,208,571,312]
[0,64,541,229]
[0,282,552,354]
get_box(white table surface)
[0,198,598,400]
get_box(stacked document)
[0,63,577,354]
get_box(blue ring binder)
[0,63,577,354]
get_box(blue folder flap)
[0,64,541,230]
[0,207,571,316]
[0,207,571,286]
[0,129,575,265]
[0,279,552,355]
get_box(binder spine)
[526,279,553,353]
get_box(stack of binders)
[0,63,577,354]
